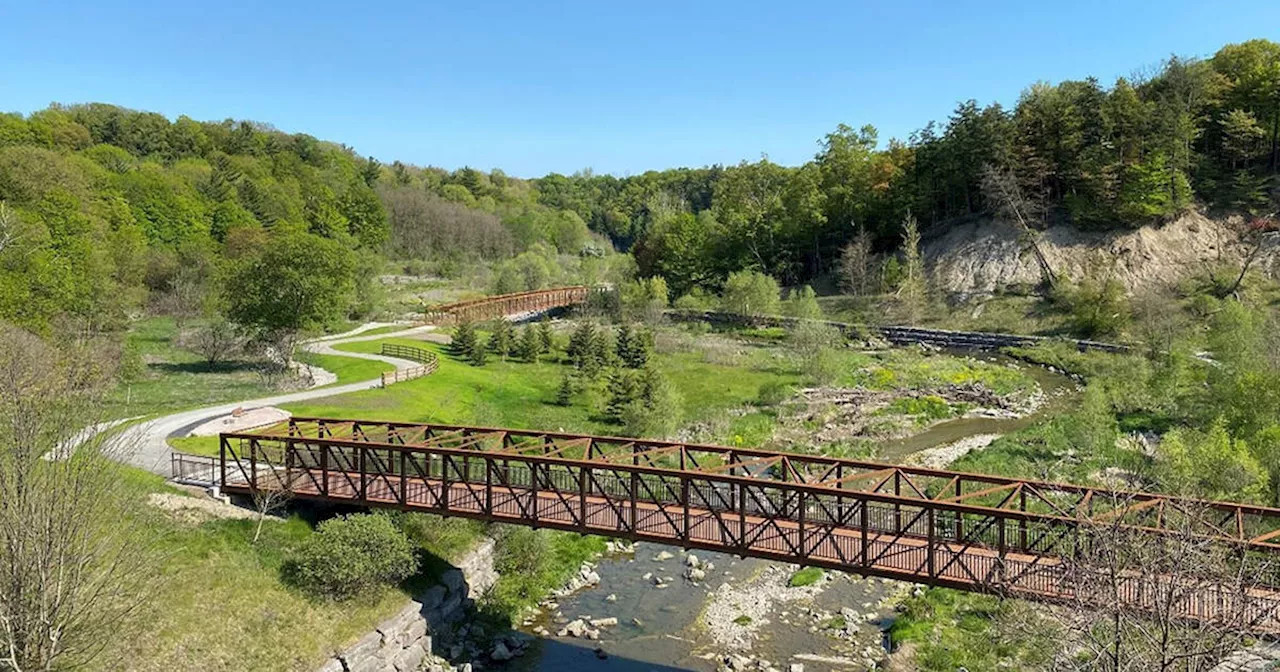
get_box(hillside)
[925,211,1278,296]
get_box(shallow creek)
[510,358,1079,671]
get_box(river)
[508,357,1078,672]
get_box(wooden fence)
[378,343,439,388]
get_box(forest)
[0,39,1276,338]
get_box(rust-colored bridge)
[219,417,1280,631]
[422,286,592,324]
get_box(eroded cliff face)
[923,211,1276,296]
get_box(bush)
[285,514,418,600]
[788,567,825,587]
[789,320,843,384]
[1052,277,1130,338]
[620,277,669,323]
[784,285,822,320]
[673,287,715,312]
[720,270,780,317]
[756,380,793,406]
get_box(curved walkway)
[107,323,440,476]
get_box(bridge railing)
[214,422,1280,630]
[171,452,218,486]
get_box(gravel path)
[103,323,437,476]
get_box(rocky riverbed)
[508,542,903,672]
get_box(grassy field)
[295,351,393,385]
[107,317,280,419]
[106,470,416,672]
[283,335,804,441]
[107,318,396,422]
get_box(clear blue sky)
[2,1,1277,177]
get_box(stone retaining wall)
[666,310,1129,354]
[318,538,498,672]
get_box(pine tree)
[468,334,489,366]
[451,320,477,359]
[605,369,641,423]
[490,320,513,361]
[555,373,575,406]
[537,317,554,357]
[584,328,614,377]
[615,324,634,366]
[567,322,596,369]
[617,324,651,368]
[516,325,542,362]
[628,328,652,368]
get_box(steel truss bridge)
[219,417,1280,632]
[421,286,592,325]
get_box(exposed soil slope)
[924,211,1276,295]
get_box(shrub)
[788,567,825,587]
[1053,277,1130,338]
[720,270,780,317]
[789,320,843,384]
[285,513,418,600]
[673,287,715,312]
[889,395,955,423]
[620,276,669,323]
[756,380,793,406]
[784,285,823,320]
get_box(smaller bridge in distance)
[421,286,592,325]
[217,417,1280,633]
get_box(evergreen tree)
[566,322,592,367]
[537,317,555,358]
[516,325,542,362]
[490,319,513,361]
[584,327,614,377]
[451,320,477,359]
[616,324,634,366]
[555,373,575,406]
[618,325,652,368]
[605,369,641,423]
[468,334,488,366]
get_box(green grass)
[296,351,393,385]
[889,588,1055,671]
[286,337,803,442]
[350,325,409,338]
[485,530,608,621]
[108,317,397,422]
[788,566,825,587]
[107,317,280,419]
[108,467,412,672]
[841,348,1033,396]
